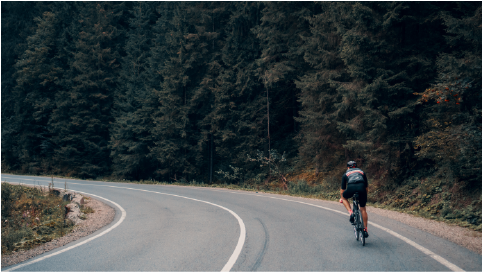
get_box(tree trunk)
[209,133,213,184]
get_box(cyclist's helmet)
[347,161,357,168]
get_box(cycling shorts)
[342,183,367,207]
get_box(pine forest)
[2,2,481,225]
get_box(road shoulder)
[1,194,115,268]
[366,205,482,255]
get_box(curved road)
[2,174,481,271]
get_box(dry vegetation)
[1,183,75,254]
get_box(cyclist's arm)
[363,173,368,188]
[341,175,347,190]
[341,175,347,198]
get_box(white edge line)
[7,180,461,271]
[92,184,246,272]
[3,180,246,271]
[69,182,464,271]
[369,221,464,272]
[229,191,464,272]
[4,184,127,272]
[66,182,246,272]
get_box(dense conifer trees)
[205,2,265,180]
[2,2,47,171]
[12,10,61,172]
[2,2,480,185]
[49,2,124,177]
[110,1,156,180]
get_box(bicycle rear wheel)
[354,211,360,241]
[358,209,365,246]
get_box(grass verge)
[1,183,75,255]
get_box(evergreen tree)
[321,2,449,181]
[295,2,348,174]
[253,2,313,159]
[149,2,201,181]
[1,2,46,170]
[49,2,123,178]
[11,10,63,173]
[110,2,157,180]
[415,3,482,182]
[201,2,266,181]
[187,2,235,181]
[2,2,480,187]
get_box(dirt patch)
[1,194,115,268]
[428,193,442,206]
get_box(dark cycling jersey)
[341,168,368,207]
[341,168,368,190]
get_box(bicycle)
[352,192,366,246]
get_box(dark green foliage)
[1,2,49,171]
[295,2,348,174]
[203,2,265,181]
[110,2,157,180]
[253,2,313,156]
[49,2,124,178]
[415,3,482,183]
[2,2,481,195]
[149,2,200,180]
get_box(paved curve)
[2,174,481,271]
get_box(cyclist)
[340,161,369,238]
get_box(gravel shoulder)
[1,194,115,268]
[367,205,482,255]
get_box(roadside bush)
[288,180,324,196]
[1,183,74,255]
[1,227,33,252]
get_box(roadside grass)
[80,205,94,214]
[368,176,482,232]
[1,183,75,255]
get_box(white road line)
[68,182,246,272]
[3,183,127,272]
[4,179,463,271]
[370,222,464,271]
[218,190,465,272]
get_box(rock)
[71,193,84,206]
[65,203,83,225]
[62,193,73,202]
[63,193,87,225]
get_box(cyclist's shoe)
[349,213,355,224]
[363,228,369,238]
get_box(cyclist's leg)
[358,186,369,236]
[341,189,353,213]
[360,206,368,229]
[341,197,351,212]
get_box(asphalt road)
[2,174,481,271]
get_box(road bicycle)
[352,192,366,246]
